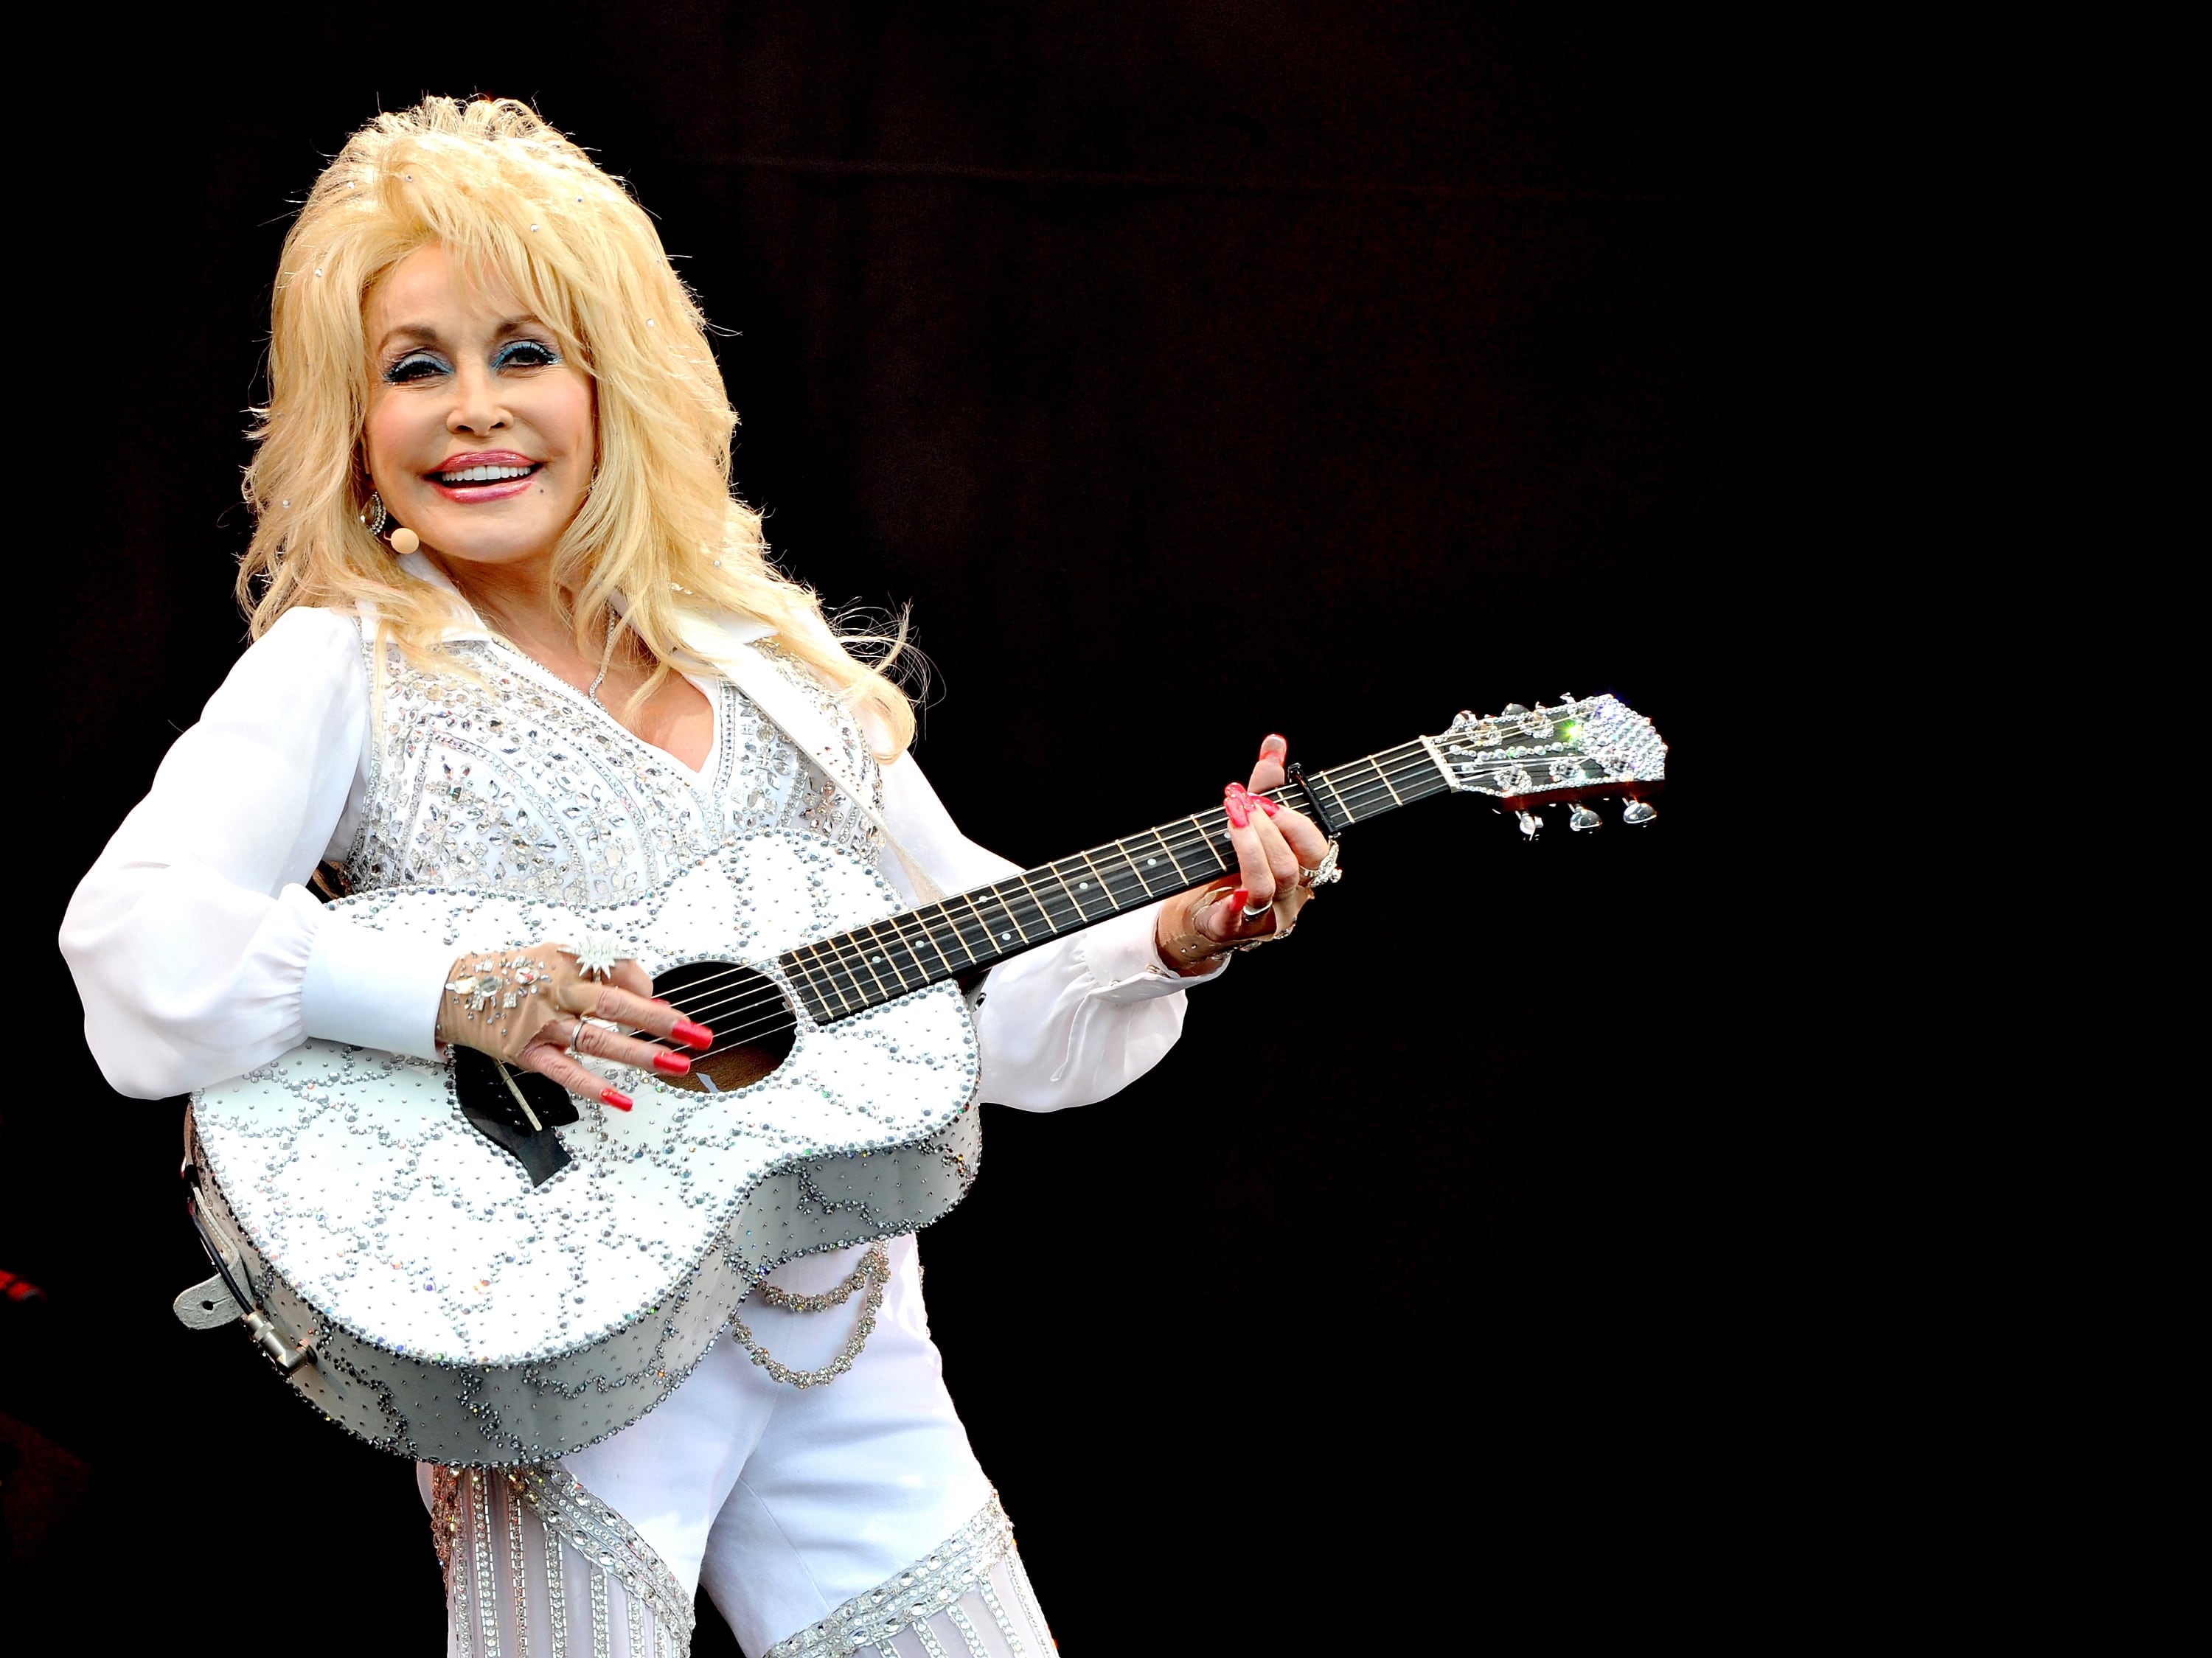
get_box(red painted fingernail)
[1259,734,1287,761]
[1231,888,1251,910]
[672,1020,714,1048]
[600,1087,634,1112]
[1224,787,1251,829]
[652,1051,692,1077]
[1251,793,1280,816]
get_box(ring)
[566,1017,589,1055]
[564,936,625,980]
[1240,896,1272,920]
[1298,840,1343,888]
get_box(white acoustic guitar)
[174,696,1666,1465]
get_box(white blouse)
[61,596,1218,1108]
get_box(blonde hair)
[237,96,913,755]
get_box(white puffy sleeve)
[60,608,452,1100]
[873,752,1223,1113]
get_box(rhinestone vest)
[341,633,883,903]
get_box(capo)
[1286,762,1342,840]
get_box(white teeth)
[437,464,533,483]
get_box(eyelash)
[381,340,561,384]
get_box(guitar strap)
[686,632,949,907]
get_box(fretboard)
[779,736,1450,1023]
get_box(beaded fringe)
[430,1465,696,1658]
[762,1495,1054,1658]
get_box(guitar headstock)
[1426,694,1667,838]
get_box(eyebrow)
[375,315,550,355]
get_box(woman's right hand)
[435,944,713,1109]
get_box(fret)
[1040,857,1102,924]
[1006,878,1060,939]
[1070,851,1114,912]
[974,887,1026,952]
[903,917,942,974]
[1012,871,1070,934]
[1174,814,1233,880]
[1084,849,1141,915]
[1145,824,1206,887]
[1108,838,1167,901]
[848,928,897,1000]
[944,895,995,962]
[782,948,836,1020]
[799,945,857,1017]
[988,882,1035,947]
[907,908,964,977]
[824,945,871,1011]
[861,923,923,995]
[1364,755,1406,808]
[779,735,1441,1024]
[1314,770,1360,826]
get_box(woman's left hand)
[1155,734,1337,973]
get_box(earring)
[358,491,389,535]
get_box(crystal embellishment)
[567,936,623,980]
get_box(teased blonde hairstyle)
[238,96,913,755]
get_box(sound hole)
[651,961,797,1094]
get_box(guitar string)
[758,744,1445,994]
[633,741,1586,1041]
[579,736,1621,1051]
[621,736,1464,1021]
[555,728,1582,1026]
[661,813,1562,1058]
[665,780,1546,1038]
[648,766,1407,1031]
[765,738,1512,995]
[641,804,1301,1044]
[644,746,1607,1054]
[620,781,1323,1023]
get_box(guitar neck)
[779,736,1451,1023]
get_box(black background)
[14,5,1764,1644]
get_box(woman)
[61,98,1331,1657]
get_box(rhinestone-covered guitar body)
[187,829,981,1467]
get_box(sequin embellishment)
[762,1494,1050,1658]
[346,632,882,902]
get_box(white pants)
[420,1236,1055,1657]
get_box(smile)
[434,463,537,484]
[425,452,544,503]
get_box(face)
[362,243,594,574]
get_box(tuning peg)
[1500,703,1528,716]
[1516,810,1543,840]
[1622,798,1656,826]
[1569,803,1601,832]
[1559,692,1576,704]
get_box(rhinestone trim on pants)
[761,1494,1053,1658]
[431,1464,697,1658]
